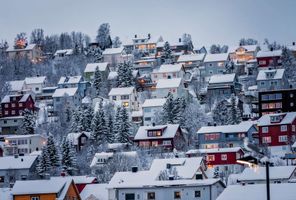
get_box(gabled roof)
[54,49,73,56]
[80,184,108,200]
[71,176,97,184]
[156,78,182,89]
[177,53,205,62]
[237,166,296,182]
[217,183,296,200]
[6,44,37,52]
[102,47,124,55]
[204,53,229,62]
[84,62,109,73]
[134,124,180,140]
[187,147,243,155]
[197,121,256,134]
[58,76,82,85]
[142,98,166,108]
[228,45,258,53]
[0,188,12,200]
[108,87,135,96]
[7,80,25,92]
[256,49,282,58]
[257,112,296,126]
[157,64,183,73]
[24,76,46,85]
[1,94,31,104]
[209,73,236,84]
[0,155,38,170]
[52,87,78,98]
[256,68,285,81]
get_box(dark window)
[174,191,181,199]
[195,191,201,197]
[147,192,155,200]
[0,176,4,183]
[125,193,135,200]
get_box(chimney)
[131,166,138,173]
[134,34,137,38]
[14,154,19,159]
[148,33,151,39]
[179,38,181,43]
[152,122,155,127]
[168,175,174,180]
[270,47,273,51]
[293,42,295,46]
[166,163,171,169]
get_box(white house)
[3,134,47,156]
[103,47,132,68]
[256,68,289,92]
[108,87,138,111]
[177,53,206,69]
[153,78,185,98]
[201,53,229,78]
[107,157,225,200]
[142,98,166,126]
[151,64,185,83]
[24,76,46,94]
[54,49,73,59]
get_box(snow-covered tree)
[282,47,296,82]
[61,138,77,175]
[96,23,112,50]
[14,32,28,49]
[86,46,103,62]
[36,146,51,176]
[227,94,242,125]
[30,28,44,46]
[213,100,229,125]
[162,93,177,124]
[106,113,115,143]
[59,32,72,49]
[263,39,282,51]
[159,166,179,180]
[81,106,94,132]
[163,41,174,64]
[91,102,107,144]
[93,66,102,96]
[116,107,132,143]
[70,107,83,132]
[46,135,60,167]
[112,36,122,48]
[182,33,194,53]
[210,44,228,54]
[239,38,258,46]
[117,62,134,87]
[21,109,36,135]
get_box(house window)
[205,133,220,140]
[35,87,39,91]
[0,176,4,183]
[4,104,9,108]
[163,140,172,145]
[281,125,287,132]
[31,197,40,200]
[11,103,15,108]
[151,141,158,146]
[259,60,266,65]
[262,127,269,133]
[279,135,288,142]
[174,191,181,199]
[4,111,8,115]
[125,193,135,200]
[195,191,201,197]
[221,154,227,161]
[275,93,282,99]
[112,96,116,100]
[144,117,151,121]
[147,192,155,200]
[121,95,129,100]
[262,136,271,144]
[144,108,152,113]
[206,155,215,161]
[291,102,294,107]
[19,103,23,107]
[3,120,7,124]
[11,110,15,115]
[122,102,129,107]
[292,125,296,132]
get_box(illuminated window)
[4,111,8,115]
[11,103,15,108]
[221,154,227,161]
[174,191,181,199]
[147,192,155,200]
[11,110,15,115]
[151,141,158,146]
[262,136,271,144]
[4,104,9,108]
[19,103,23,107]
[122,102,129,107]
[205,133,220,140]
[207,155,215,161]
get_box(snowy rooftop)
[142,98,166,108]
[156,78,182,89]
[71,176,97,184]
[228,45,258,53]
[6,44,37,52]
[108,71,118,80]
[7,80,25,91]
[131,110,143,117]
[256,68,285,81]
[54,49,73,56]
[0,155,38,170]
[256,49,282,58]
[237,166,296,182]
[84,62,109,73]
[24,76,46,85]
[58,76,82,85]
[257,112,296,126]
[103,47,124,55]
[217,183,296,200]
[208,73,236,84]
[157,64,183,73]
[80,184,108,200]
[1,93,31,104]
[5,134,46,140]
[108,87,135,96]
[0,188,12,200]
[187,147,243,155]
[90,151,137,168]
[134,124,180,140]
[204,53,229,62]
[52,87,78,98]
[177,53,205,62]
[197,121,255,134]
[156,41,184,48]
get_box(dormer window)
[270,115,284,123]
[265,71,275,79]
[147,130,162,137]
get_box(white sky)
[0,0,295,47]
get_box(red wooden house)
[1,93,35,117]
[256,49,282,68]
[133,124,186,150]
[257,112,296,148]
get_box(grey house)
[201,53,229,79]
[256,68,289,92]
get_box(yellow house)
[12,177,81,200]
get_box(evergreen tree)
[81,106,94,132]
[46,135,60,167]
[96,23,112,50]
[163,41,173,64]
[21,109,36,135]
[36,146,51,176]
[116,106,132,143]
[173,97,186,125]
[61,138,76,175]
[112,36,122,48]
[282,47,296,82]
[182,33,194,53]
[117,62,134,87]
[227,94,242,125]
[91,101,107,144]
[213,100,229,125]
[162,93,177,124]
[106,113,115,143]
[70,107,83,132]
[113,107,122,141]
[93,66,102,96]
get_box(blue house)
[197,121,257,149]
[57,75,90,98]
